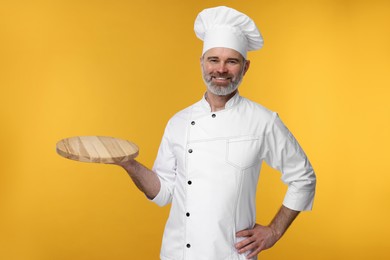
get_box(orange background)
[1,0,389,259]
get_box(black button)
[186,244,191,248]
[212,114,216,118]
[186,212,190,217]
[191,121,195,125]
[188,180,192,185]
[188,149,193,153]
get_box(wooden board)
[56,136,139,163]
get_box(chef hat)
[194,6,264,58]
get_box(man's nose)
[216,62,228,73]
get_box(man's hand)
[235,205,300,258]
[235,224,279,259]
[113,159,160,200]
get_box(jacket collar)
[201,91,242,112]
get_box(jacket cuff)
[149,177,171,207]
[283,188,315,211]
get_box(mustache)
[211,73,232,78]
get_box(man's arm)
[235,205,300,258]
[115,160,161,200]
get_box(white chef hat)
[194,6,264,59]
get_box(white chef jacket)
[151,92,316,260]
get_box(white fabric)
[152,92,316,260]
[194,6,264,58]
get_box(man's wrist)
[118,159,138,174]
[270,223,284,241]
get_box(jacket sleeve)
[264,113,317,211]
[150,120,177,207]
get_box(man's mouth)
[211,76,232,82]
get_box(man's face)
[201,47,250,96]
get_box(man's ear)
[244,60,251,75]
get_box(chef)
[115,6,316,260]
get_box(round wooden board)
[56,136,139,163]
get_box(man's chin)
[207,85,237,96]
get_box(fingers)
[246,245,264,259]
[235,229,254,252]
[235,236,253,251]
[235,238,266,259]
[235,224,269,258]
[236,229,252,238]
[235,235,257,253]
[235,227,254,250]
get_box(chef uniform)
[151,6,316,260]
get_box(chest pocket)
[226,136,261,170]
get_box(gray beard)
[206,81,239,96]
[201,66,245,96]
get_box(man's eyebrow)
[206,56,219,60]
[226,58,241,62]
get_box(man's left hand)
[235,223,279,259]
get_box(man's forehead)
[203,47,244,60]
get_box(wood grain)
[56,136,139,163]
